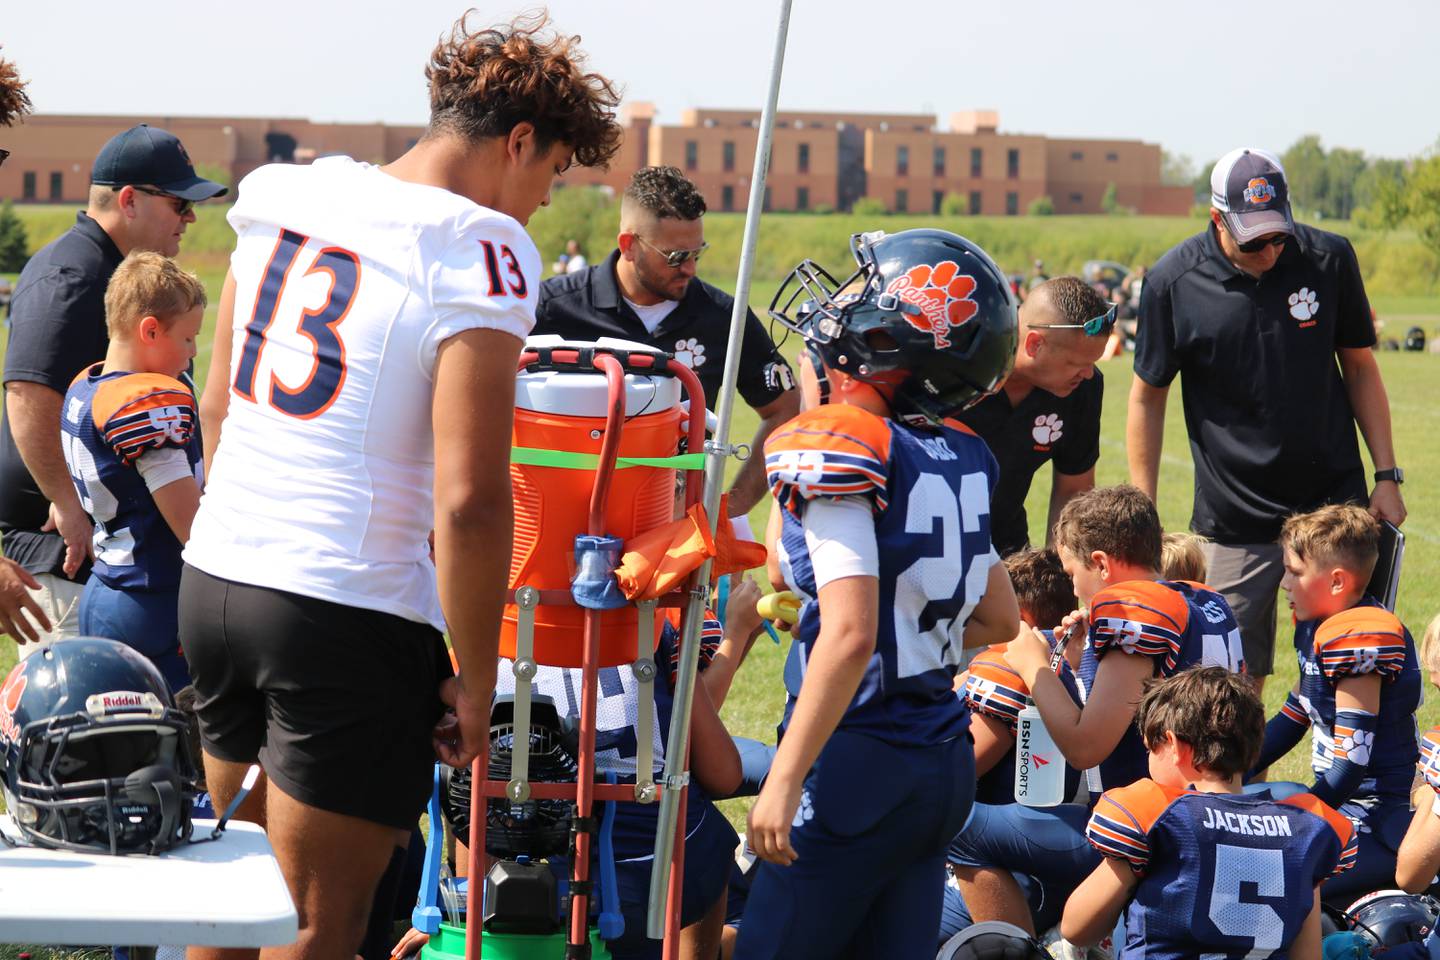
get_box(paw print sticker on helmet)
[1032,413,1064,445]
[885,260,979,349]
[1288,287,1319,322]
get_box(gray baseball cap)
[1210,147,1293,243]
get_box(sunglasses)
[0,148,9,169]
[1237,233,1288,254]
[635,234,708,268]
[1028,302,1118,336]
[131,185,195,218]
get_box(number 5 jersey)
[184,156,541,629]
[765,404,1000,746]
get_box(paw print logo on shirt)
[673,337,706,369]
[1288,287,1319,321]
[1341,729,1374,766]
[792,788,814,828]
[1032,413,1064,445]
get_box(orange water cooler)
[500,337,685,667]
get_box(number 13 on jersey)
[232,228,360,419]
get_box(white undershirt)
[802,496,879,590]
[136,446,196,493]
[623,295,681,334]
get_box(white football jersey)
[184,156,539,630]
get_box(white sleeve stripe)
[803,496,879,591]
[135,446,195,492]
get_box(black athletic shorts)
[178,564,452,829]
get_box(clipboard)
[1366,520,1404,612]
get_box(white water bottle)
[1014,700,1065,807]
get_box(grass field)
[0,209,1437,953]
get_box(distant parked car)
[1082,260,1129,297]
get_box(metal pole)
[646,0,795,937]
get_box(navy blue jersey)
[766,404,1000,746]
[1088,779,1356,959]
[963,633,1085,805]
[1079,579,1246,792]
[60,366,203,591]
[1293,601,1420,803]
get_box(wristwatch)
[1374,467,1405,485]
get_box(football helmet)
[0,638,197,855]
[937,921,1053,960]
[1345,889,1440,951]
[770,228,1018,427]
[440,694,578,859]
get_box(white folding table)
[0,818,297,948]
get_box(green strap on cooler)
[510,447,706,471]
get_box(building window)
[969,190,981,215]
[970,147,983,178]
[1070,150,1084,161]
[1007,149,1020,179]
[1106,152,1119,162]
[1006,192,1019,215]
[722,185,735,212]
[723,141,735,173]
[1070,192,1083,204]
[49,172,63,200]
[685,140,698,172]
[896,145,909,177]
[22,171,36,200]
[896,189,908,213]
[798,142,810,174]
[932,190,944,214]
[797,186,809,211]
[933,146,945,177]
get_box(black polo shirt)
[0,212,123,575]
[533,249,794,412]
[1135,222,1375,544]
[954,371,1103,557]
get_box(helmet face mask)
[770,229,1018,427]
[1,639,197,855]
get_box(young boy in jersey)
[1062,666,1356,958]
[949,485,1246,935]
[940,548,1085,941]
[1159,531,1207,583]
[736,228,1021,959]
[1251,504,1420,906]
[60,251,205,692]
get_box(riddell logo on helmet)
[885,261,979,349]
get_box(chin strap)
[805,346,830,406]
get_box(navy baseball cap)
[90,124,228,201]
[1210,147,1293,243]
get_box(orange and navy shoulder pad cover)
[91,373,197,467]
[1313,606,1407,682]
[764,404,893,517]
[1086,778,1185,872]
[1419,726,1440,793]
[963,643,1029,729]
[1089,580,1190,666]
[1280,792,1359,876]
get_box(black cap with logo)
[1209,147,1293,243]
[90,124,228,201]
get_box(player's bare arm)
[970,710,1015,777]
[431,327,522,769]
[1060,855,1138,946]
[7,381,93,576]
[199,268,238,473]
[962,560,1020,649]
[728,389,801,516]
[1006,631,1153,770]
[149,474,202,544]
[1125,378,1168,501]
[747,573,878,866]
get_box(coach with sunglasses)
[0,123,225,645]
[1127,146,1404,693]
[534,166,799,515]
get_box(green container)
[420,920,612,960]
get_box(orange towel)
[615,495,767,600]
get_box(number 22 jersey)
[765,404,1000,746]
[185,156,541,630]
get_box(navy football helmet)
[0,638,197,854]
[1345,890,1440,951]
[770,228,1018,427]
[937,921,1052,960]
[440,694,578,859]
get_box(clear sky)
[7,0,1437,172]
